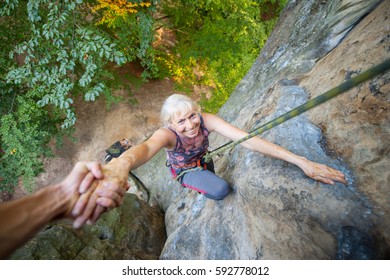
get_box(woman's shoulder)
[201,112,219,121]
[157,126,174,134]
[201,112,220,132]
[152,127,177,149]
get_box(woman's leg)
[180,168,230,200]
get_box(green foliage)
[3,1,126,128]
[0,0,126,193]
[93,0,160,80]
[0,94,66,192]
[161,0,287,112]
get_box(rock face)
[9,194,166,260]
[11,0,389,260]
[134,0,389,259]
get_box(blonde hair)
[160,94,200,125]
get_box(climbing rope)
[203,58,390,163]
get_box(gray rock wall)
[12,0,388,260]
[9,194,166,260]
[134,0,389,259]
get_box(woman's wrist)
[108,156,134,181]
[109,156,132,172]
[289,155,309,170]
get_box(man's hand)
[60,161,104,217]
[70,163,130,228]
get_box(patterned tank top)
[166,114,209,168]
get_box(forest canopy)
[0,0,286,193]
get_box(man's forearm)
[0,184,68,259]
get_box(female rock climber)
[73,94,346,226]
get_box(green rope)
[174,166,204,181]
[203,58,390,163]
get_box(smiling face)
[170,110,201,139]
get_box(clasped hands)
[60,161,128,229]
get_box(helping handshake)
[0,161,128,259]
[69,161,129,229]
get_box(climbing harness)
[203,58,390,163]
[174,166,205,182]
[168,159,208,182]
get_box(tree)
[92,0,159,80]
[0,0,128,192]
[160,0,287,112]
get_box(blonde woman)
[73,94,346,226]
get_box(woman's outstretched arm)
[71,128,175,228]
[203,113,346,185]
